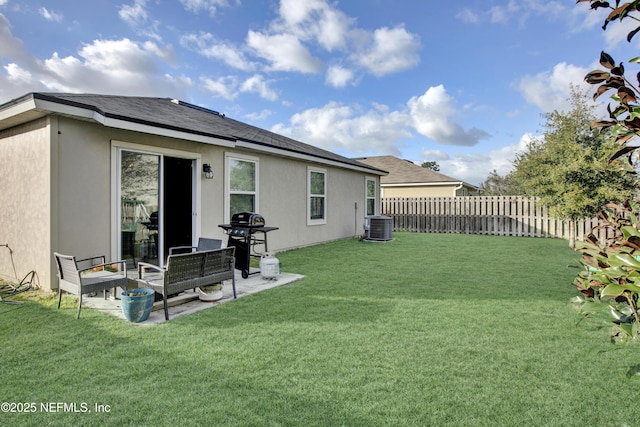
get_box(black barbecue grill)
[219,212,278,278]
[231,212,265,228]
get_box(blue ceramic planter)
[121,288,155,322]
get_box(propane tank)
[260,252,280,280]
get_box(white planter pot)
[198,285,224,302]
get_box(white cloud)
[5,62,32,83]
[279,0,324,26]
[353,26,420,77]
[272,84,489,157]
[516,62,591,112]
[163,73,194,89]
[181,32,255,72]
[118,0,147,26]
[141,40,173,61]
[246,30,323,73]
[569,3,604,33]
[179,0,231,16]
[488,1,518,24]
[603,17,639,50]
[242,0,419,83]
[240,74,278,101]
[313,7,353,51]
[0,64,42,102]
[245,109,273,122]
[456,8,480,24]
[118,0,162,41]
[408,85,489,146]
[459,1,567,25]
[278,0,353,51]
[272,101,411,155]
[0,14,32,62]
[201,75,238,100]
[325,65,354,88]
[21,38,186,97]
[421,133,534,186]
[568,3,636,54]
[39,7,63,22]
[0,14,50,99]
[419,149,450,162]
[75,39,160,73]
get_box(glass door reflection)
[120,151,160,267]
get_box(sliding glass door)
[117,147,196,268]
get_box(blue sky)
[0,0,633,185]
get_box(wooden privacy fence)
[381,196,609,241]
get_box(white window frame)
[224,152,259,223]
[307,166,327,226]
[365,176,377,216]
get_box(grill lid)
[231,212,265,227]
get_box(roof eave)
[0,94,43,131]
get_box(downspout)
[453,182,463,196]
[354,201,358,237]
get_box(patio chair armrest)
[168,245,196,255]
[137,261,164,279]
[78,259,127,275]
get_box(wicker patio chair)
[54,252,129,319]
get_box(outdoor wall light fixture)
[203,163,214,179]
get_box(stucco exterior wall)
[0,117,52,288]
[55,117,114,259]
[254,152,373,250]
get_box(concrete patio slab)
[82,270,304,325]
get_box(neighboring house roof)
[0,92,386,175]
[354,155,477,190]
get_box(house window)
[366,177,376,216]
[308,167,326,225]
[226,154,258,220]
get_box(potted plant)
[198,283,224,302]
[120,288,155,322]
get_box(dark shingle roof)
[8,92,384,173]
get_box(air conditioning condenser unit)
[364,215,393,241]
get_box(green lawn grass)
[1,232,639,426]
